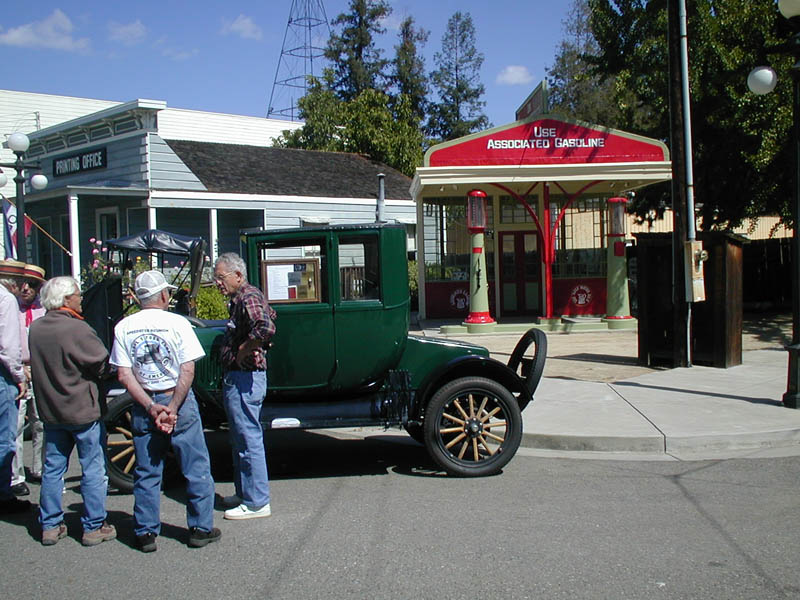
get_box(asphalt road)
[2,430,799,600]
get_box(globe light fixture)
[747,66,778,95]
[30,173,48,190]
[779,0,800,20]
[7,132,31,153]
[1,132,47,262]
[747,2,800,408]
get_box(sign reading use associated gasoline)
[426,118,669,167]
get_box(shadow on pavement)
[612,380,784,406]
[264,430,440,480]
[549,353,643,366]
[154,429,445,488]
[742,311,792,348]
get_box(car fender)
[413,355,529,419]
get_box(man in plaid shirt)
[214,252,276,520]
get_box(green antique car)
[86,224,546,491]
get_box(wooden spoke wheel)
[104,393,181,493]
[423,377,522,477]
[104,394,136,492]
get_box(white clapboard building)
[0,89,416,278]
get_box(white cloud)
[108,20,146,46]
[0,9,90,51]
[220,14,262,40]
[381,14,404,32]
[496,65,534,86]
[162,46,199,61]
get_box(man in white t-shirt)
[110,270,219,553]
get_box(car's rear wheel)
[104,393,180,492]
[423,377,522,477]
[104,394,136,492]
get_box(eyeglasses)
[214,271,234,284]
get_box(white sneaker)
[221,494,242,509]
[224,503,271,520]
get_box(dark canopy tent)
[83,230,208,346]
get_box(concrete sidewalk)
[522,349,800,459]
[416,317,800,460]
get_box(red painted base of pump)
[464,311,496,324]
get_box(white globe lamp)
[30,173,48,190]
[779,0,800,19]
[7,132,30,153]
[747,66,778,95]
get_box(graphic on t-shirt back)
[131,333,173,383]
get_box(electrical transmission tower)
[268,0,331,121]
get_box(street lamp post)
[748,0,800,408]
[0,132,48,263]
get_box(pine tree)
[427,12,489,141]
[391,16,429,123]
[323,0,392,102]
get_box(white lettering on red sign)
[486,137,605,150]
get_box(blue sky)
[0,1,572,128]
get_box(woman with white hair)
[28,276,116,547]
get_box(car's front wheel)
[423,377,522,477]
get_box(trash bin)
[634,232,746,368]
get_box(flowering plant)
[80,238,110,290]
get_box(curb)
[520,431,665,454]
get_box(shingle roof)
[165,140,413,200]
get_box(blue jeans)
[39,421,108,532]
[223,370,270,508]
[0,365,19,502]
[131,390,214,536]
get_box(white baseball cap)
[134,270,177,300]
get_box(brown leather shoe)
[42,523,68,546]
[81,522,116,547]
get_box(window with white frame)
[96,207,119,243]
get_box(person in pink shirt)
[0,259,29,514]
[10,264,46,496]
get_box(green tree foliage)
[275,79,424,176]
[276,0,423,176]
[196,285,229,320]
[427,12,490,141]
[547,0,655,130]
[587,0,792,229]
[392,17,430,123]
[324,0,391,102]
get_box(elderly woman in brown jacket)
[28,276,116,547]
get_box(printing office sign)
[53,147,108,178]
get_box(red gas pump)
[464,189,495,328]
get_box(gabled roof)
[412,115,672,198]
[166,140,412,200]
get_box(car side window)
[258,239,328,304]
[339,236,380,301]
